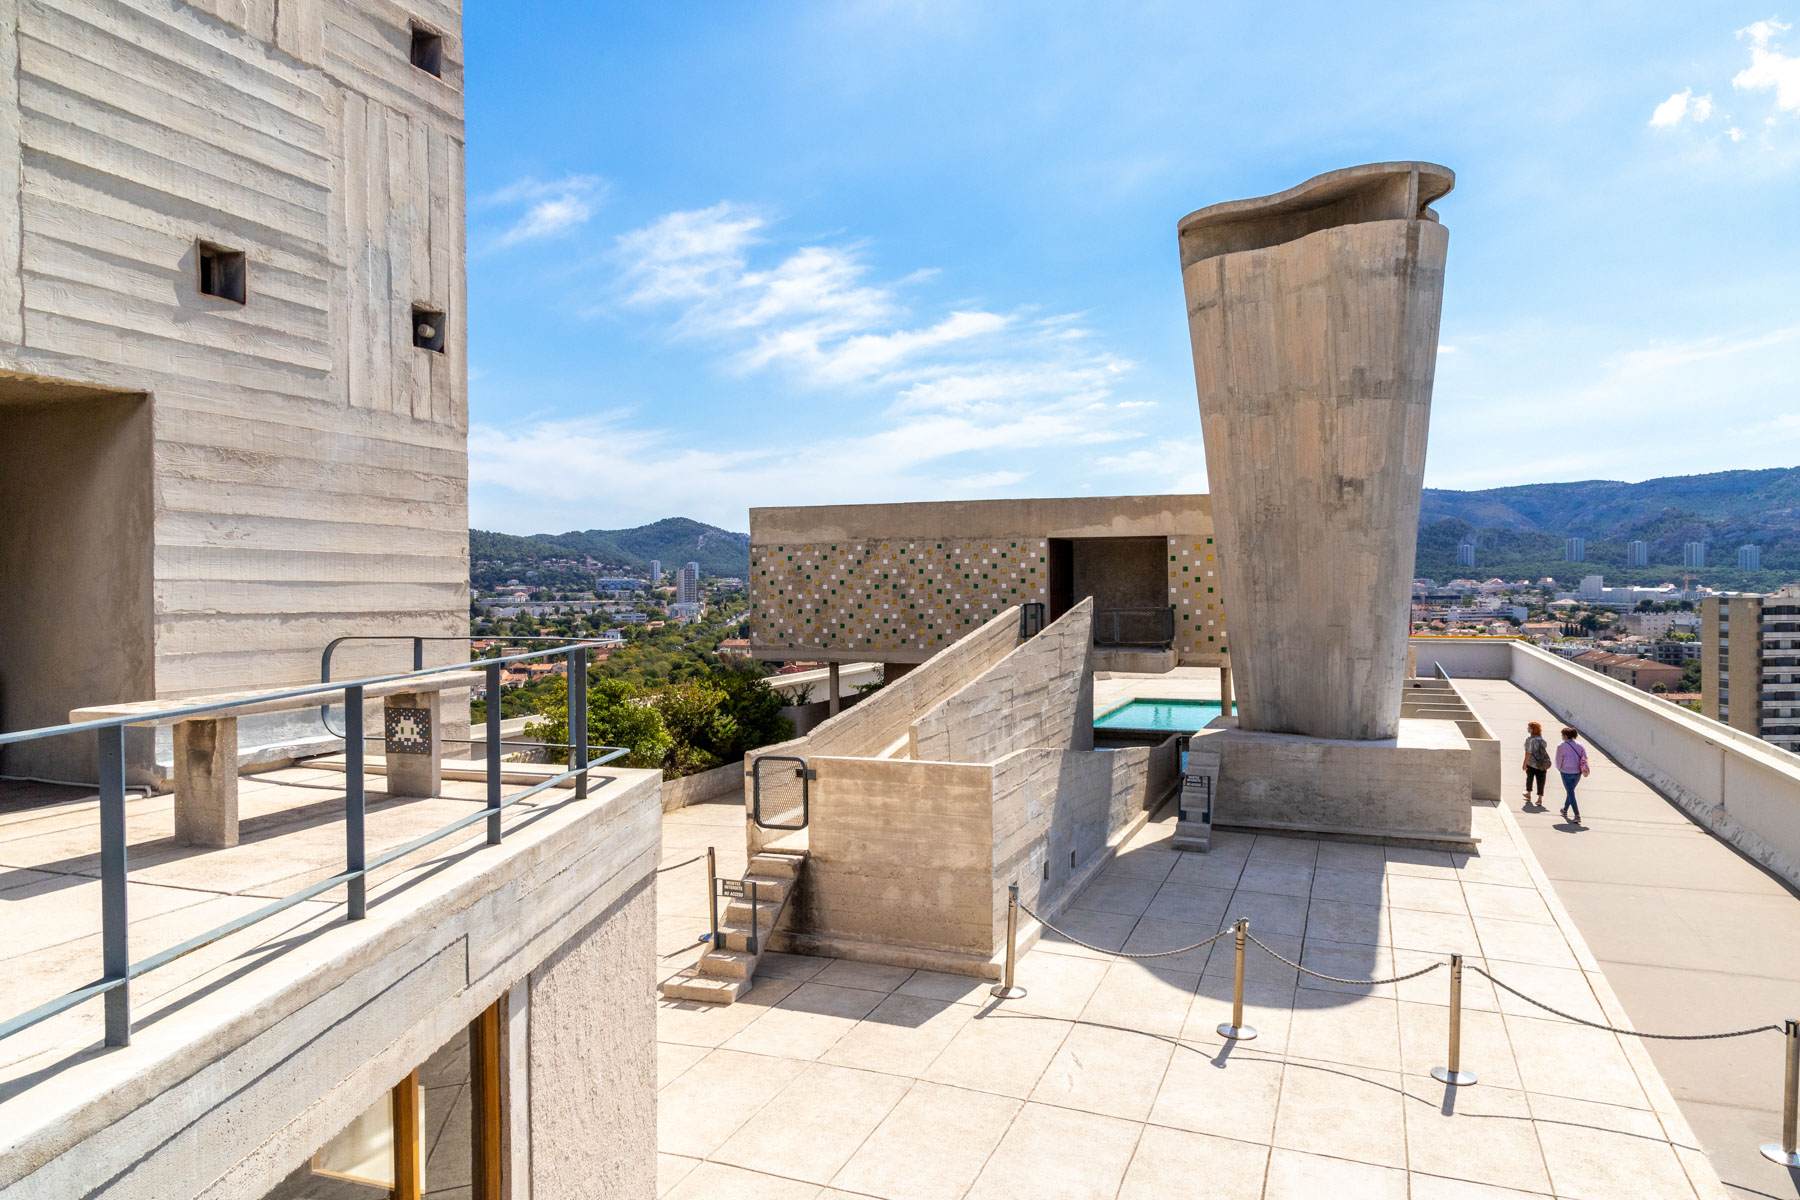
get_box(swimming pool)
[1094,698,1222,733]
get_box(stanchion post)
[1432,953,1477,1086]
[1216,918,1258,1041]
[704,846,718,945]
[1762,1018,1800,1167]
[748,881,760,956]
[990,883,1027,1000]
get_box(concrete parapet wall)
[1501,642,1800,890]
[661,760,744,812]
[1411,637,1514,679]
[911,600,1095,764]
[0,771,663,1199]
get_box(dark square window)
[413,306,447,353]
[410,23,444,76]
[197,242,246,304]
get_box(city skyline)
[463,3,1800,532]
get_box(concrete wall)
[661,759,742,812]
[789,756,997,969]
[524,877,656,1200]
[0,770,662,1200]
[995,740,1179,930]
[1182,163,1452,740]
[911,599,1094,764]
[0,388,155,780]
[0,0,470,733]
[749,495,1218,666]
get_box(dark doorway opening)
[1047,538,1074,621]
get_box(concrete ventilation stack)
[1178,162,1454,741]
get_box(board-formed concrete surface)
[1180,163,1452,741]
[1458,678,1800,1200]
[656,790,1732,1199]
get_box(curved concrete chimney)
[1178,162,1453,740]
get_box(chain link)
[1243,930,1444,986]
[1016,898,1234,960]
[1469,965,1783,1041]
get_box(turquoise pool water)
[1094,698,1222,733]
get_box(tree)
[1651,682,1667,694]
[1680,660,1703,693]
[528,678,670,772]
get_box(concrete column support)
[383,690,442,798]
[828,662,841,716]
[1179,161,1454,741]
[172,716,238,847]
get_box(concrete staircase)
[659,851,807,1005]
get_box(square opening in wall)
[197,243,246,304]
[413,306,446,353]
[410,23,444,76]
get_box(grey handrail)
[0,641,621,1050]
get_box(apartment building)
[1704,586,1800,752]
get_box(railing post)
[989,883,1027,1000]
[344,684,366,920]
[97,725,130,1047]
[1216,918,1257,1041]
[1763,1018,1800,1166]
[569,646,588,799]
[747,881,760,956]
[1432,953,1477,1085]
[705,846,719,945]
[485,661,502,845]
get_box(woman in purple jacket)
[1554,727,1590,824]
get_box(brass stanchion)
[1216,918,1257,1040]
[1762,1019,1800,1166]
[1431,953,1477,1086]
[704,846,718,945]
[990,883,1027,1000]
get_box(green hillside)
[471,518,750,578]
[1415,466,1800,586]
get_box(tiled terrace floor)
[1458,679,1800,1200]
[655,793,1729,1199]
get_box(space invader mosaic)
[751,538,1051,656]
[1169,535,1228,663]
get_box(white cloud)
[1735,18,1800,111]
[471,202,1166,527]
[1649,88,1713,127]
[1729,125,1747,140]
[483,175,607,248]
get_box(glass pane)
[420,1024,474,1196]
[260,1088,395,1199]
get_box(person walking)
[1554,726,1590,824]
[1521,721,1551,808]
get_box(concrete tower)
[1179,162,1453,741]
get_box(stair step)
[698,949,758,979]
[716,925,769,953]
[740,875,792,903]
[724,900,779,928]
[660,973,745,1004]
[750,853,805,880]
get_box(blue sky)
[463,2,1800,534]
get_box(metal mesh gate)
[752,755,811,829]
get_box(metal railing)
[1093,606,1176,648]
[993,891,1800,1165]
[0,641,625,1049]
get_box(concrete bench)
[71,671,483,849]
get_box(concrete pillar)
[173,716,238,847]
[881,661,916,684]
[1179,162,1454,741]
[828,662,841,716]
[383,690,442,797]
[1220,665,1234,717]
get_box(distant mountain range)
[470,518,750,578]
[1416,467,1800,582]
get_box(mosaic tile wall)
[752,533,1228,665]
[752,538,1050,657]
[1169,535,1228,662]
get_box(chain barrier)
[1242,930,1444,986]
[1469,965,1784,1041]
[1015,897,1233,960]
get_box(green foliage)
[1680,660,1703,693]
[528,679,671,772]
